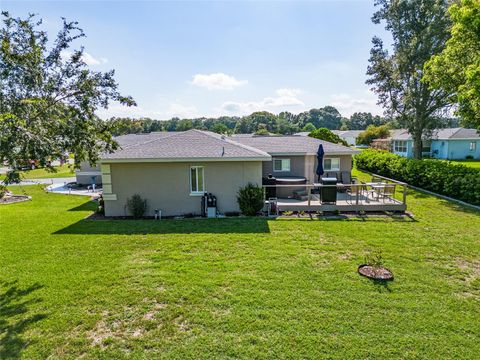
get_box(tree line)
[108,109,395,136]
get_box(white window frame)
[323,158,340,171]
[394,140,407,153]
[470,142,477,151]
[273,158,291,172]
[190,166,205,196]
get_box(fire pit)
[358,264,394,281]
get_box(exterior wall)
[262,155,306,179]
[262,155,352,182]
[443,140,480,159]
[102,161,263,217]
[76,161,102,185]
[343,136,357,146]
[317,155,353,181]
[395,139,480,159]
[430,140,449,159]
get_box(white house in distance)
[331,130,363,146]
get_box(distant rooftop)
[230,134,357,155]
[390,128,480,140]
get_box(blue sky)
[2,0,389,119]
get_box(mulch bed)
[0,194,31,205]
[358,264,394,281]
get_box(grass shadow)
[371,278,393,293]
[0,281,46,359]
[67,201,97,212]
[53,217,271,235]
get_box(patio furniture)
[340,171,357,185]
[378,184,396,203]
[321,177,337,204]
[364,182,388,201]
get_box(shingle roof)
[102,130,271,161]
[448,128,480,139]
[115,132,176,148]
[230,134,358,155]
[390,128,480,140]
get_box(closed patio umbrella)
[316,144,324,182]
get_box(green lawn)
[449,159,480,169]
[0,164,74,181]
[1,179,479,359]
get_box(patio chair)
[378,184,396,203]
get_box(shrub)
[356,125,390,146]
[355,149,480,205]
[309,128,348,146]
[0,185,7,199]
[97,195,105,215]
[237,183,264,216]
[126,194,147,218]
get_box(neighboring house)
[94,130,357,217]
[390,128,480,159]
[331,130,363,146]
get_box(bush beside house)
[237,183,264,216]
[126,194,148,218]
[355,149,480,205]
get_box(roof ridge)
[118,131,183,150]
[196,130,271,157]
[449,127,463,138]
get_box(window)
[422,140,431,154]
[190,166,204,195]
[394,140,407,153]
[470,142,477,151]
[324,158,340,171]
[273,158,290,172]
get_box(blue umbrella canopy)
[315,144,324,181]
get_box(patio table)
[363,182,388,200]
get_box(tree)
[302,123,316,132]
[356,125,391,146]
[346,112,387,130]
[0,12,135,183]
[296,106,342,130]
[211,122,228,134]
[308,128,348,146]
[366,0,453,159]
[424,0,480,131]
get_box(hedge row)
[355,150,480,206]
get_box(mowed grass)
[1,182,479,359]
[0,164,74,181]
[449,159,480,169]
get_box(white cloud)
[329,92,383,117]
[191,73,247,90]
[61,51,108,66]
[221,88,305,115]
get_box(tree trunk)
[412,130,423,159]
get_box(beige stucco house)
[93,130,357,217]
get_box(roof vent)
[222,146,225,156]
[221,135,225,140]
